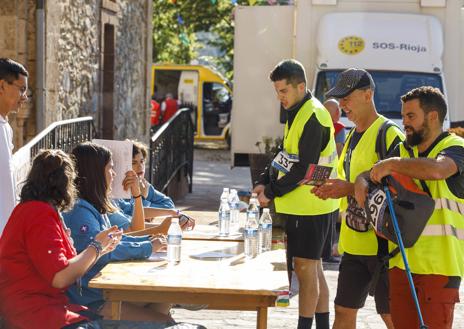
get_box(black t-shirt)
[389,132,464,198]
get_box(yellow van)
[152,64,232,145]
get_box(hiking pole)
[382,180,428,329]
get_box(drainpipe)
[146,0,153,139]
[36,0,46,131]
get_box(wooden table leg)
[111,301,122,320]
[257,306,268,329]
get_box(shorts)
[284,212,333,264]
[389,267,460,329]
[334,253,390,314]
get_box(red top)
[162,98,179,122]
[151,100,161,126]
[0,201,87,329]
[334,121,345,136]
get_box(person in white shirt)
[0,58,29,235]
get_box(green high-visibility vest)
[337,116,404,256]
[274,98,339,215]
[390,134,464,276]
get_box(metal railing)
[11,117,94,194]
[149,108,194,193]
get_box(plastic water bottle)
[218,188,231,236]
[244,197,259,259]
[167,218,182,264]
[259,208,273,252]
[229,189,240,231]
[250,192,260,214]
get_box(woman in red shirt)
[0,150,122,329]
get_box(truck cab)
[313,12,449,130]
[152,64,232,145]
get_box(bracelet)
[88,240,103,260]
[133,194,142,199]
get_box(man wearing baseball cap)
[313,68,404,329]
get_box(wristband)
[133,194,142,199]
[88,240,103,260]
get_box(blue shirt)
[62,199,152,306]
[114,184,175,217]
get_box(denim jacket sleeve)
[145,184,175,209]
[107,209,131,231]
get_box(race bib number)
[271,151,299,174]
[366,187,388,232]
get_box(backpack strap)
[343,127,356,181]
[375,120,399,160]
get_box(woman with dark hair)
[63,142,172,322]
[110,140,195,234]
[0,149,122,328]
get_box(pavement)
[172,147,464,329]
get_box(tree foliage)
[153,0,292,80]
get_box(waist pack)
[364,172,435,248]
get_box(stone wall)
[0,0,152,149]
[114,0,150,141]
[0,0,36,148]
[54,0,100,122]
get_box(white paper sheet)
[92,139,132,199]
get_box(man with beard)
[354,86,464,329]
[0,58,28,235]
[313,68,403,329]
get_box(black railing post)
[148,108,194,195]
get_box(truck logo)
[338,36,365,55]
[372,42,427,53]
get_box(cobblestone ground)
[174,147,464,329]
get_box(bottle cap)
[263,208,270,213]
[172,217,179,224]
[223,187,230,192]
[251,192,257,198]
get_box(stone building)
[0,0,153,149]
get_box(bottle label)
[168,235,182,245]
[247,212,257,220]
[244,228,258,237]
[219,211,230,220]
[261,223,272,229]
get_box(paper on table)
[190,251,235,259]
[93,139,132,199]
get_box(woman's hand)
[151,234,167,252]
[179,214,195,231]
[139,177,150,199]
[122,170,142,197]
[95,226,123,255]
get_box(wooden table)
[89,240,288,329]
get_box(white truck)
[231,0,464,166]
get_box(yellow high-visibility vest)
[338,116,404,256]
[274,98,339,215]
[390,134,464,276]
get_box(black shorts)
[284,212,333,265]
[334,252,390,314]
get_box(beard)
[405,122,428,147]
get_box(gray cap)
[325,68,375,99]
